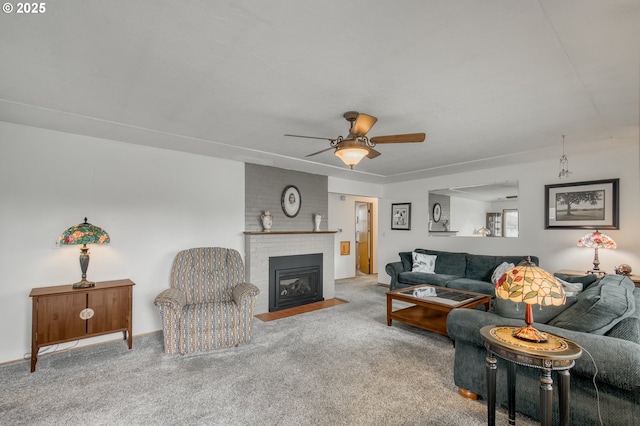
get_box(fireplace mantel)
[243,231,337,235]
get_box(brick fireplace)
[244,231,336,314]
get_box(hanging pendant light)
[558,135,571,179]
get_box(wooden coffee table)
[386,284,491,337]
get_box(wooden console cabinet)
[29,279,134,372]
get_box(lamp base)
[511,324,548,343]
[73,279,96,289]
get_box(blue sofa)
[385,249,538,295]
[447,273,640,425]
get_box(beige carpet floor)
[0,274,537,425]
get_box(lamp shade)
[495,259,565,342]
[334,145,368,169]
[577,230,616,273]
[477,227,491,236]
[59,218,109,288]
[496,262,565,307]
[577,230,616,249]
[59,218,110,246]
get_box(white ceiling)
[1,1,638,184]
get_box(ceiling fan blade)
[284,134,335,141]
[349,113,378,137]
[370,133,426,144]
[366,148,381,159]
[305,146,335,157]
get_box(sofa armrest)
[385,261,406,290]
[154,288,186,312]
[232,282,260,305]
[447,308,640,391]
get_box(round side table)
[480,325,582,426]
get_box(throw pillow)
[412,252,437,274]
[554,273,600,290]
[548,274,636,335]
[491,262,515,284]
[555,277,583,297]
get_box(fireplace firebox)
[269,253,323,312]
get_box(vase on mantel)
[314,213,322,232]
[261,210,273,232]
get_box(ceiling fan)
[284,111,426,169]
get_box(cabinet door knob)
[79,308,95,320]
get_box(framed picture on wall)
[544,178,619,229]
[391,203,411,230]
[281,185,301,218]
[432,203,442,223]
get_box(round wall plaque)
[282,185,301,217]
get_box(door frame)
[355,201,374,274]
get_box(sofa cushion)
[399,252,413,271]
[548,275,636,334]
[446,278,495,296]
[414,249,467,275]
[412,252,436,273]
[606,316,640,344]
[464,254,498,282]
[466,255,535,282]
[493,297,578,324]
[398,272,459,287]
[465,254,538,283]
[604,288,640,344]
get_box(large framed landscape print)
[545,179,619,230]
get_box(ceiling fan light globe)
[335,147,368,169]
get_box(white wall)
[378,138,640,284]
[328,176,383,198]
[449,197,490,236]
[328,193,378,279]
[0,122,245,364]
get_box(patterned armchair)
[154,247,260,355]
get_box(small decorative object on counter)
[261,210,273,232]
[314,213,322,231]
[614,264,632,276]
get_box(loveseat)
[385,249,538,295]
[446,273,640,425]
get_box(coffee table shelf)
[386,284,491,338]
[390,305,451,335]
